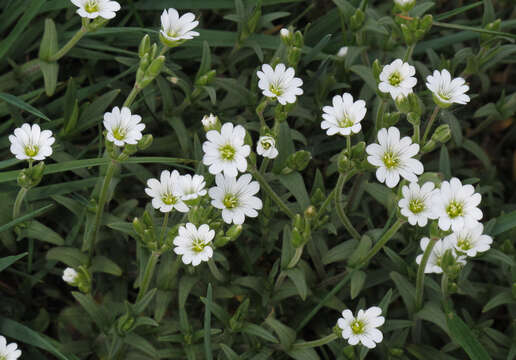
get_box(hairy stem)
[136,251,160,302]
[251,169,295,219]
[291,333,338,349]
[421,105,440,145]
[415,237,437,311]
[13,187,28,219]
[123,85,141,108]
[48,27,88,62]
[335,172,361,241]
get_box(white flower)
[9,123,55,161]
[337,307,385,349]
[0,336,21,360]
[394,0,416,9]
[366,127,423,188]
[202,122,251,177]
[145,170,189,213]
[445,222,492,257]
[160,8,199,46]
[103,106,145,147]
[71,0,120,19]
[257,136,279,159]
[321,93,366,136]
[173,223,214,266]
[416,237,466,274]
[432,177,483,232]
[201,113,219,131]
[398,182,437,226]
[378,59,417,100]
[257,63,303,105]
[209,173,262,225]
[337,46,348,57]
[426,69,470,107]
[280,28,290,38]
[178,174,207,201]
[62,267,79,284]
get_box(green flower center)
[1,355,8,360]
[409,198,425,214]
[337,116,354,128]
[192,238,208,253]
[439,91,452,101]
[112,127,127,141]
[162,193,178,205]
[261,140,272,150]
[25,144,39,157]
[389,71,402,86]
[350,319,366,335]
[223,194,239,209]
[85,0,99,13]
[446,200,464,218]
[269,83,283,96]
[382,151,400,169]
[167,29,178,38]
[219,144,236,161]
[457,237,472,251]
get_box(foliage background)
[0,0,516,359]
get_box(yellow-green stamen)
[25,144,39,157]
[337,116,354,128]
[382,151,400,169]
[223,194,239,209]
[219,144,236,161]
[409,198,425,214]
[112,127,127,141]
[446,200,464,218]
[457,237,472,251]
[350,319,366,334]
[85,0,99,13]
[269,83,283,96]
[192,238,208,252]
[389,71,402,86]
[162,193,178,205]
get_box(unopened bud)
[138,34,151,58]
[291,227,304,248]
[372,59,383,81]
[286,150,311,172]
[337,46,348,58]
[196,69,216,86]
[394,0,416,12]
[431,124,451,144]
[304,205,316,219]
[226,224,243,242]
[132,217,144,235]
[138,134,153,150]
[350,9,365,31]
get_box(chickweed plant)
[0,0,515,359]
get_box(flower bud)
[372,59,383,81]
[431,124,451,144]
[280,28,292,45]
[116,310,136,335]
[350,9,365,31]
[286,150,311,172]
[226,224,243,242]
[293,213,304,231]
[138,34,151,59]
[195,69,217,86]
[394,0,416,12]
[291,227,304,248]
[142,210,154,228]
[383,112,401,127]
[337,46,348,58]
[138,134,153,150]
[31,162,46,184]
[421,139,437,153]
[139,56,165,88]
[304,205,316,220]
[311,188,325,207]
[338,152,352,173]
[287,47,302,68]
[420,14,433,33]
[293,30,304,48]
[202,113,220,132]
[132,217,145,235]
[401,23,415,45]
[76,265,92,293]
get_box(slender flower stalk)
[87,159,117,261]
[291,333,338,349]
[421,105,440,144]
[359,218,405,266]
[48,26,89,62]
[12,187,28,219]
[335,171,361,241]
[250,169,295,219]
[158,212,169,248]
[415,237,437,310]
[123,85,141,108]
[136,250,160,302]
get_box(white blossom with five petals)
[257,63,303,105]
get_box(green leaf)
[219,344,240,360]
[0,92,51,121]
[0,317,74,360]
[350,270,366,299]
[0,157,193,183]
[482,290,515,312]
[39,18,58,61]
[322,239,358,265]
[89,255,122,276]
[406,344,460,360]
[350,65,377,92]
[390,272,416,314]
[278,172,311,210]
[0,204,54,233]
[462,139,491,170]
[24,220,64,245]
[134,288,157,314]
[492,210,516,235]
[46,247,88,268]
[439,145,451,179]
[265,317,296,348]
[286,267,308,300]
[446,311,492,360]
[71,292,111,332]
[196,41,212,81]
[241,323,279,343]
[124,333,158,357]
[287,347,320,360]
[0,252,27,272]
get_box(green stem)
[159,46,169,57]
[335,172,361,241]
[421,105,440,145]
[136,250,160,302]
[375,100,386,133]
[13,187,28,219]
[441,273,449,300]
[291,333,338,349]
[123,85,141,108]
[288,246,304,268]
[412,120,420,145]
[404,43,416,62]
[346,135,351,155]
[158,212,169,248]
[48,27,88,62]
[313,188,335,226]
[358,218,405,266]
[415,237,437,311]
[250,169,295,219]
[87,160,117,261]
[259,157,270,173]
